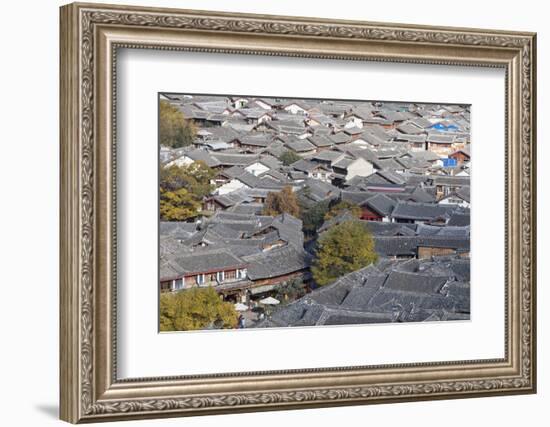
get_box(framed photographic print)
[59,2,537,423]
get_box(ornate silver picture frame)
[60,2,536,423]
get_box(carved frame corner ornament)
[60,2,536,423]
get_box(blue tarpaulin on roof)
[442,158,457,167]
[431,123,459,131]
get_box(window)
[216,271,225,283]
[196,274,205,285]
[174,278,183,290]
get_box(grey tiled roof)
[211,152,259,167]
[394,156,430,170]
[374,236,422,256]
[285,139,316,153]
[307,135,334,147]
[391,201,454,221]
[378,170,407,185]
[218,165,246,179]
[340,190,373,205]
[298,179,341,203]
[328,133,352,145]
[226,203,264,215]
[447,212,470,226]
[362,171,406,186]
[375,158,406,170]
[376,235,469,256]
[409,150,441,162]
[427,133,455,144]
[343,126,363,135]
[204,126,241,142]
[384,270,448,294]
[257,154,282,170]
[332,157,355,170]
[369,125,394,141]
[408,187,437,203]
[291,159,329,173]
[410,117,433,129]
[182,149,221,168]
[193,100,230,113]
[456,187,470,202]
[344,147,379,164]
[364,221,417,237]
[238,134,272,147]
[430,175,470,187]
[363,193,396,216]
[312,150,346,164]
[356,132,386,146]
[395,133,427,143]
[211,191,254,208]
[162,249,247,280]
[268,120,307,135]
[416,224,470,238]
[396,123,425,135]
[160,221,198,237]
[243,245,311,280]
[224,120,257,133]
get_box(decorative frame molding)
[60,2,536,423]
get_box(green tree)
[324,200,362,221]
[159,100,197,148]
[312,220,378,286]
[275,279,307,303]
[160,162,215,221]
[300,199,330,233]
[262,186,300,217]
[279,150,302,166]
[160,287,239,331]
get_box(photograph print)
[158,93,471,332]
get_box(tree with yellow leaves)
[262,186,300,217]
[324,200,362,221]
[160,187,202,221]
[312,220,378,286]
[160,287,239,331]
[160,162,215,221]
[159,100,197,148]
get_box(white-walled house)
[165,155,194,168]
[332,157,374,182]
[347,157,374,179]
[284,103,308,115]
[257,113,273,124]
[291,159,333,183]
[232,97,249,109]
[215,179,250,195]
[245,162,270,176]
[349,137,372,148]
[254,99,274,110]
[437,193,470,208]
[344,115,364,129]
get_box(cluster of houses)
[159,93,471,325]
[160,212,311,302]
[254,255,470,328]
